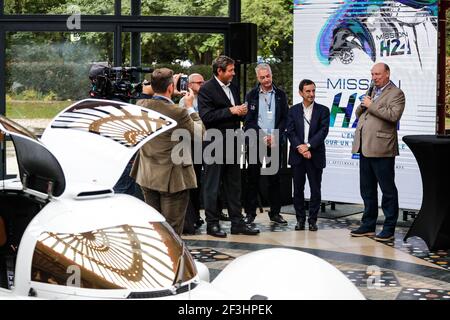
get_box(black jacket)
[286,102,330,169]
[198,77,242,131]
[244,84,289,145]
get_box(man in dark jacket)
[198,55,260,237]
[243,63,289,225]
[287,79,330,231]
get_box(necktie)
[374,88,382,100]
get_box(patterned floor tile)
[187,210,449,275]
[373,229,450,271]
[185,243,450,300]
[396,288,450,300]
[342,270,400,288]
[189,248,234,263]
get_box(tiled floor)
[182,208,450,300]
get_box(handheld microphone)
[367,80,374,97]
[360,80,374,111]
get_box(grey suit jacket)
[352,81,405,157]
[131,98,205,193]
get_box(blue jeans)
[359,154,398,233]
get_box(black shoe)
[219,212,230,221]
[350,227,375,237]
[309,222,318,231]
[270,214,288,225]
[295,221,305,231]
[230,223,260,235]
[193,218,204,230]
[244,215,256,224]
[206,224,227,238]
[182,229,196,236]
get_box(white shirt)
[215,76,235,106]
[179,95,198,112]
[258,87,276,133]
[303,102,314,144]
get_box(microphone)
[361,80,374,111]
[367,80,374,97]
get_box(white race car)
[0,99,364,300]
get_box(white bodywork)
[0,99,364,300]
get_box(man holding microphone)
[351,62,405,242]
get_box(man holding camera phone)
[131,68,205,235]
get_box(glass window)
[122,0,229,17]
[31,221,197,290]
[4,0,115,15]
[5,31,113,176]
[135,32,224,77]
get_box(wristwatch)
[307,143,311,150]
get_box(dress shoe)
[244,215,256,224]
[206,224,227,238]
[270,214,288,225]
[219,211,230,221]
[350,227,375,237]
[230,223,260,235]
[374,230,395,242]
[309,222,318,231]
[295,221,305,231]
[193,218,205,230]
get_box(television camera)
[89,63,153,102]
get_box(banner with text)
[293,0,438,209]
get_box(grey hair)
[255,63,272,75]
[188,73,203,82]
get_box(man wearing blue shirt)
[243,63,289,225]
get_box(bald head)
[371,63,390,88]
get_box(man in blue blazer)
[287,79,330,231]
[243,63,289,225]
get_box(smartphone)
[177,75,189,92]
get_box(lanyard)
[303,103,312,124]
[263,91,274,112]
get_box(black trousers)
[203,163,243,226]
[245,145,281,217]
[292,161,323,223]
[359,154,398,233]
[183,163,203,234]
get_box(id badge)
[267,110,273,120]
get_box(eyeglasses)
[190,81,204,85]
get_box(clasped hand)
[263,134,277,148]
[297,144,311,159]
[230,103,248,116]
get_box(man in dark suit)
[243,63,289,225]
[287,79,330,231]
[350,63,405,242]
[198,55,259,237]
